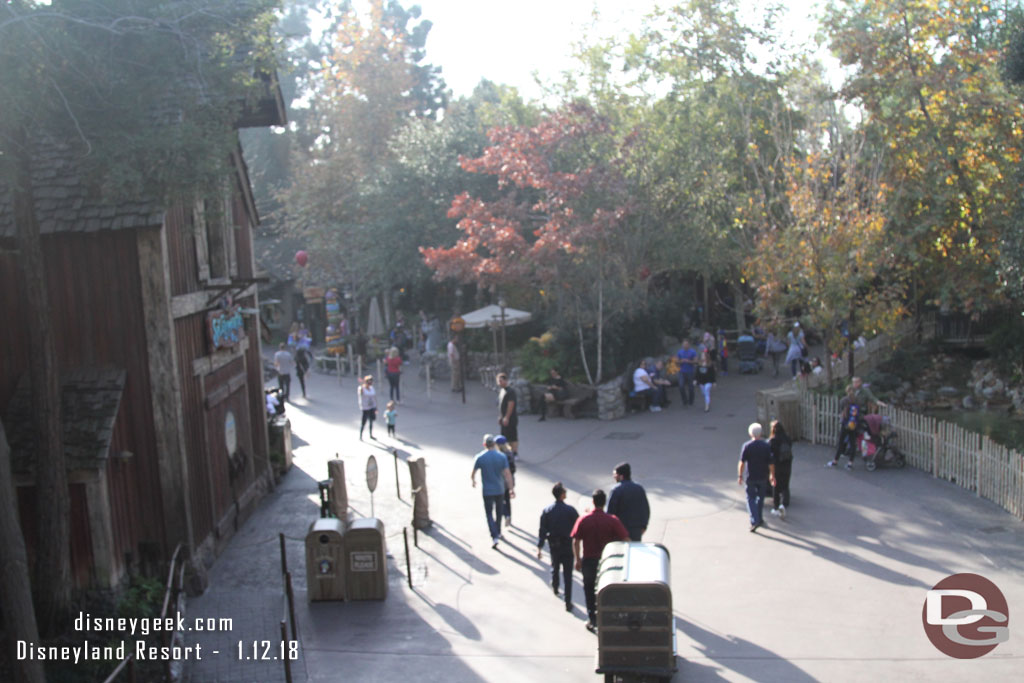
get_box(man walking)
[537,482,579,612]
[676,340,698,406]
[572,490,629,633]
[497,373,519,459]
[273,343,295,402]
[738,423,777,532]
[471,434,514,549]
[606,462,650,541]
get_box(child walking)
[384,400,397,438]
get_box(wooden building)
[0,95,286,588]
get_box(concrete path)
[184,360,1024,682]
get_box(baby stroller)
[857,414,906,471]
[736,334,761,374]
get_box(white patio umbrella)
[460,303,532,366]
[460,304,532,328]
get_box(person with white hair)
[737,422,777,532]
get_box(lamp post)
[498,296,507,371]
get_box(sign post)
[366,455,378,517]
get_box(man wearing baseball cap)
[471,434,514,549]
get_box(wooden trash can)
[595,542,676,681]
[344,518,388,601]
[306,518,346,601]
[756,387,801,438]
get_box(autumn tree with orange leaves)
[826,0,1024,315]
[422,102,660,384]
[745,129,904,383]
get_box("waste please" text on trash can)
[350,552,378,572]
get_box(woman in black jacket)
[769,420,794,519]
[694,352,716,412]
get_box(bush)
[518,332,561,383]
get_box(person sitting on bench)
[539,367,570,421]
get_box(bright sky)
[411,0,830,101]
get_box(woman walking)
[768,420,794,519]
[694,352,717,412]
[385,346,402,403]
[785,322,806,378]
[358,375,378,441]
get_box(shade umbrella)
[366,296,386,337]
[460,304,531,328]
[460,304,532,366]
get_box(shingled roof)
[5,368,127,474]
[0,139,165,240]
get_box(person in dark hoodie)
[606,462,650,541]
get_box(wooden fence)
[798,392,1024,520]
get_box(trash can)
[268,416,293,474]
[594,542,676,681]
[344,518,387,600]
[306,518,346,601]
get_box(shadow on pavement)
[412,589,482,641]
[676,617,817,683]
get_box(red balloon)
[295,250,308,267]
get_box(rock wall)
[597,375,627,421]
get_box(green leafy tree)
[1,0,279,636]
[278,0,447,307]
[827,0,1024,315]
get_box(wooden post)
[975,434,982,497]
[348,345,355,376]
[328,458,348,521]
[933,431,941,478]
[408,456,430,530]
[811,403,818,445]
[357,356,363,380]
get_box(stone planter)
[597,375,627,421]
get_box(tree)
[745,131,904,382]
[422,102,657,384]
[608,0,795,331]
[0,0,280,635]
[826,0,1024,315]
[278,0,447,308]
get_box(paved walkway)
[184,360,1024,682]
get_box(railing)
[102,543,186,683]
[799,315,934,390]
[798,392,1024,520]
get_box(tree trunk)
[11,129,71,636]
[575,297,593,386]
[731,281,746,332]
[702,271,710,326]
[594,278,604,385]
[0,422,46,683]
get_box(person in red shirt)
[385,346,403,403]
[571,489,629,633]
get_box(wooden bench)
[549,382,596,419]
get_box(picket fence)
[799,392,1024,520]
